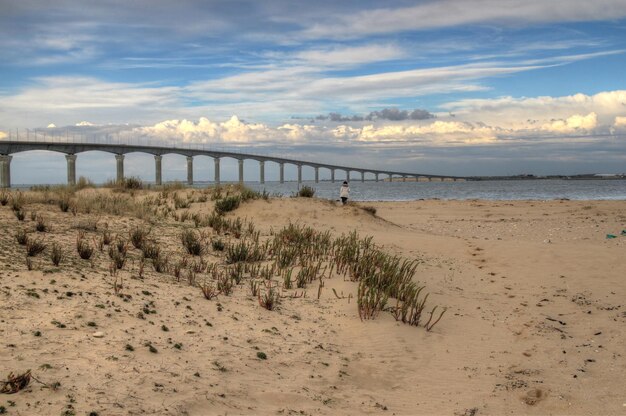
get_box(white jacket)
[340,185,350,198]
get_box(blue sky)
[1,0,626,182]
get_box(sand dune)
[1,189,624,415]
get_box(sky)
[1,0,626,183]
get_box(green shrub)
[123,177,143,190]
[297,186,315,198]
[214,195,240,214]
[181,229,204,256]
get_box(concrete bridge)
[0,140,468,188]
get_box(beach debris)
[92,332,105,338]
[1,370,31,394]
[606,234,617,239]
[621,230,626,236]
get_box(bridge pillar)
[345,170,349,181]
[0,155,12,188]
[331,169,335,183]
[187,156,194,185]
[154,155,162,186]
[238,159,244,184]
[375,173,379,182]
[65,154,77,186]
[402,176,406,182]
[388,173,392,182]
[279,163,284,184]
[314,167,319,183]
[115,154,124,182]
[297,164,302,184]
[214,157,220,185]
[259,161,265,184]
[361,171,365,182]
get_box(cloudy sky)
[1,0,626,183]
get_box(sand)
[0,190,625,415]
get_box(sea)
[242,179,626,201]
[16,179,626,201]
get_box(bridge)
[0,139,469,188]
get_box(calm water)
[241,179,626,201]
[17,179,626,201]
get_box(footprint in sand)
[523,388,547,405]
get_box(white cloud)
[76,121,97,126]
[0,131,7,140]
[295,44,406,66]
[47,123,57,128]
[442,90,626,129]
[541,112,598,133]
[301,0,626,39]
[136,116,310,144]
[130,116,510,146]
[615,116,626,127]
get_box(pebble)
[92,331,105,338]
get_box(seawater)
[241,179,626,201]
[16,179,626,201]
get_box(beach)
[1,187,625,415]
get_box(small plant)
[181,229,204,256]
[249,280,260,297]
[76,232,94,260]
[129,226,149,249]
[122,177,143,190]
[211,238,225,251]
[425,306,447,332]
[216,273,233,296]
[0,190,8,206]
[282,268,293,289]
[35,215,49,232]
[297,185,315,198]
[256,351,267,360]
[26,238,47,257]
[50,243,64,266]
[200,280,220,300]
[16,229,28,245]
[10,192,24,212]
[214,195,240,214]
[141,241,160,260]
[14,209,25,221]
[152,253,169,273]
[113,274,123,295]
[101,229,113,245]
[125,344,134,351]
[108,245,127,270]
[258,282,280,311]
[58,196,71,212]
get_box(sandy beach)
[1,186,624,415]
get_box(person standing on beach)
[340,181,350,205]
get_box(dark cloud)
[312,108,435,122]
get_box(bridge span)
[0,140,469,188]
